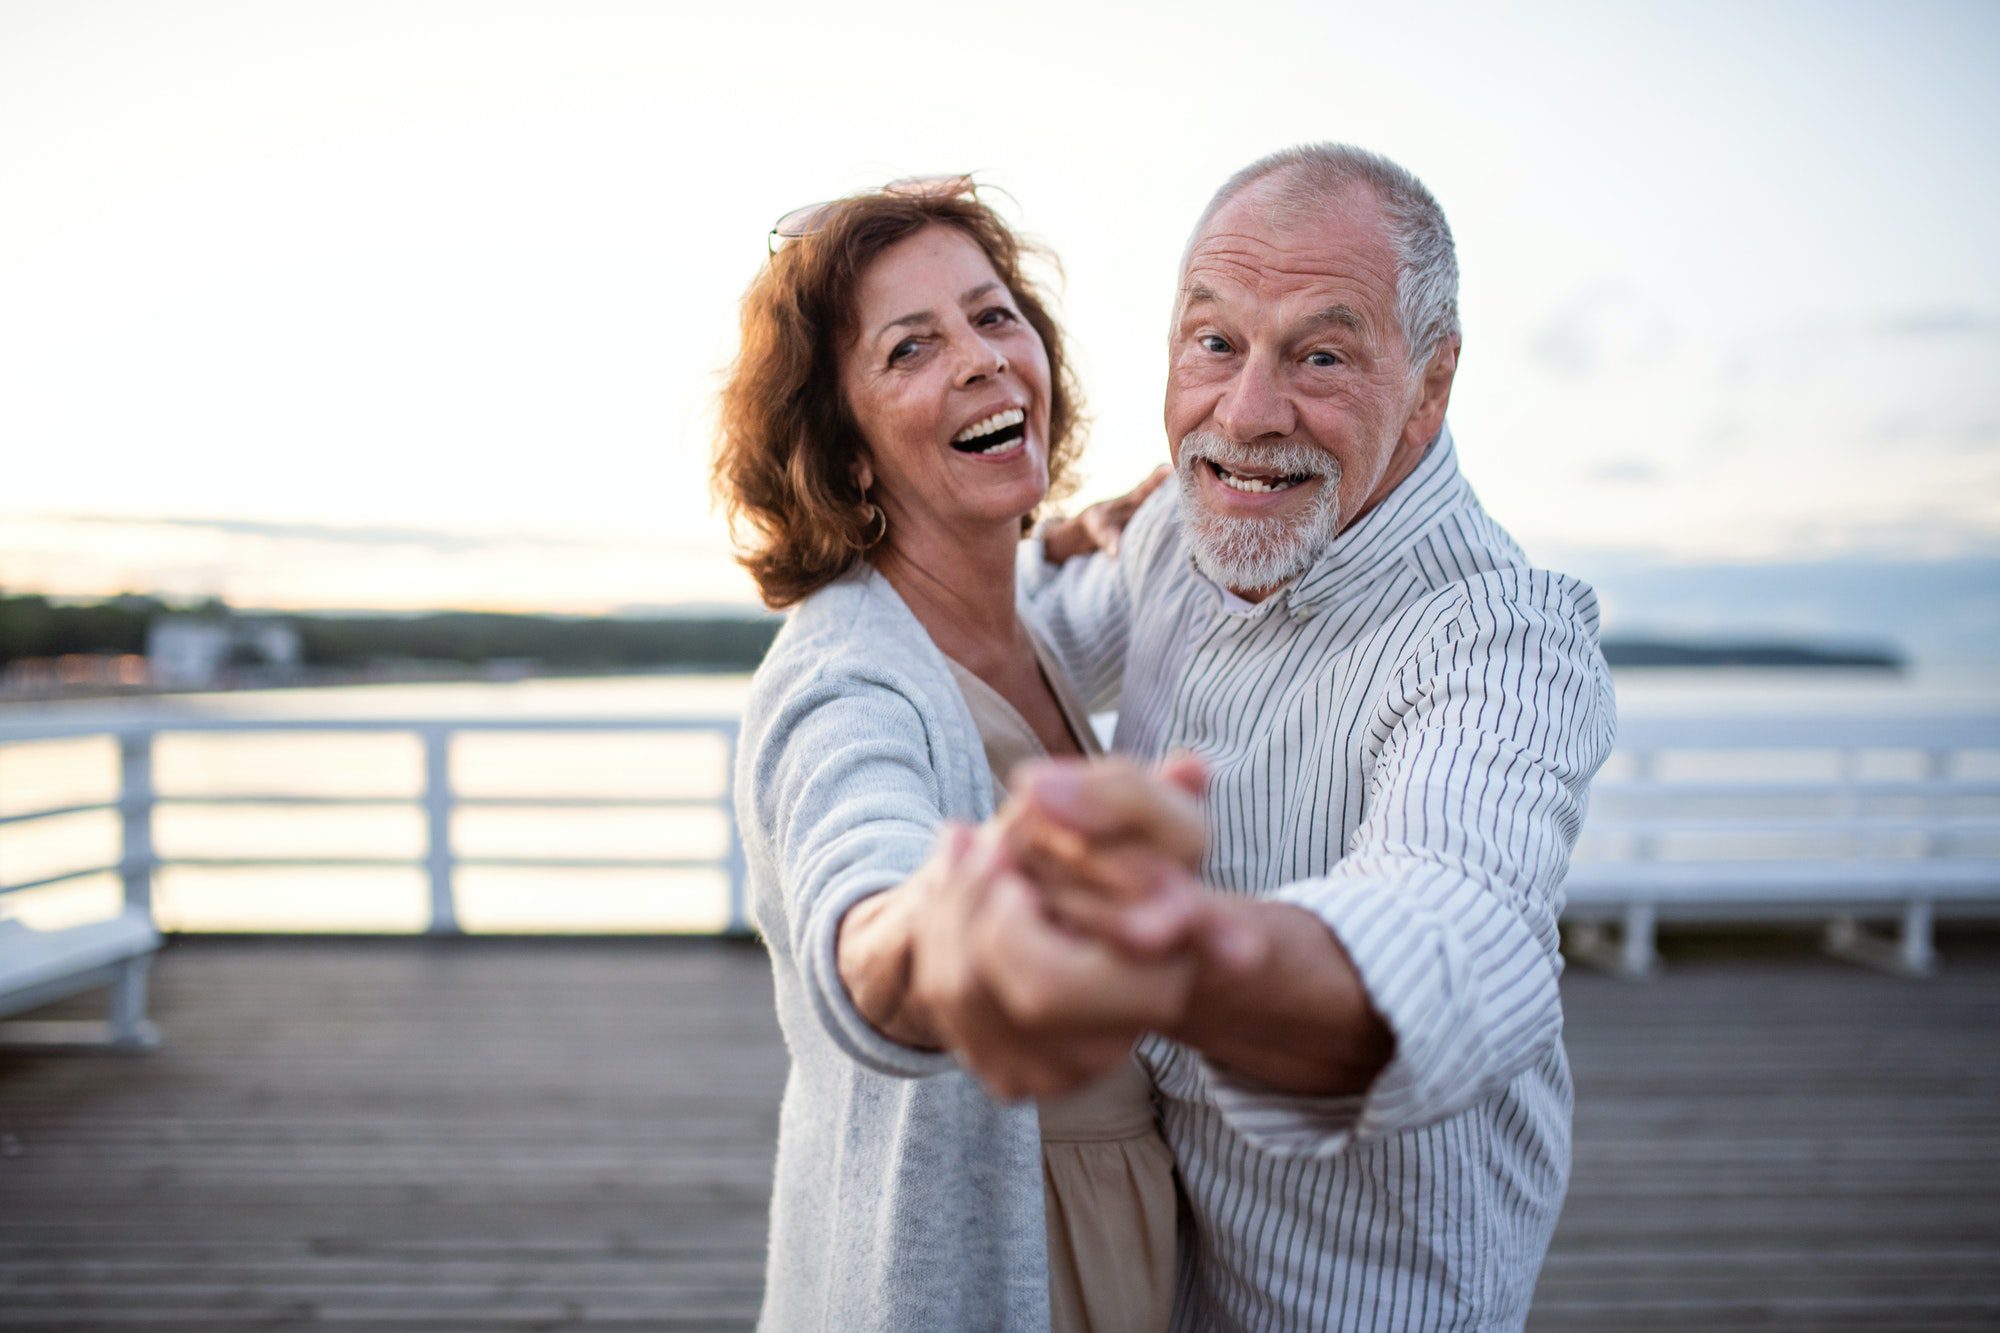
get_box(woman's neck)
[871,518,1029,673]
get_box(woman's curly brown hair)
[713,189,1085,609]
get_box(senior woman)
[713,181,1175,1332]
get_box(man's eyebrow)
[1181,283,1219,310]
[874,283,1006,338]
[1305,304,1365,334]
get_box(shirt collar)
[1281,424,1471,614]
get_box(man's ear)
[1402,336,1460,450]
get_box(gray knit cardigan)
[737,561,1052,1332]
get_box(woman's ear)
[851,456,875,496]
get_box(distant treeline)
[0,590,782,672]
[3,589,1903,675]
[295,610,781,670]
[1598,637,1902,670]
[0,591,183,661]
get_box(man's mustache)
[1177,431,1341,482]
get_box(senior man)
[922,143,1618,1331]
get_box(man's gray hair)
[1186,143,1461,370]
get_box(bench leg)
[1822,904,1937,978]
[1567,904,1659,981]
[107,955,163,1050]
[0,958,162,1053]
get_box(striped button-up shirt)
[1023,429,1616,1331]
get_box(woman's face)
[839,224,1053,550]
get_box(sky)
[3,0,1997,657]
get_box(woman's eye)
[978,306,1017,328]
[888,339,921,365]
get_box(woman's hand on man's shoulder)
[1039,465,1172,563]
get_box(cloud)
[46,514,710,556]
[1868,310,2000,340]
[1528,284,1676,378]
[1584,459,1659,484]
[1868,413,2000,450]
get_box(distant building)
[0,653,148,697]
[147,617,301,689]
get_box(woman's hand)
[838,813,1212,1100]
[998,754,1264,972]
[1039,465,1172,563]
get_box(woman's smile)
[840,224,1054,542]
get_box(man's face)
[1165,180,1450,598]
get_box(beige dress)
[944,632,1177,1333]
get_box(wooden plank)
[2,936,1998,1328]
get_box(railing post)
[1836,747,1863,860]
[1628,750,1656,864]
[422,728,458,936]
[1621,902,1658,979]
[1920,750,1950,858]
[721,723,749,937]
[118,732,155,923]
[1900,899,1936,976]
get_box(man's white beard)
[1176,431,1343,594]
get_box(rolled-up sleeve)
[753,669,961,1080]
[1205,580,1616,1155]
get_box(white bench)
[1562,714,2000,979]
[1,731,163,1050]
[0,909,161,1049]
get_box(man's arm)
[1007,577,1615,1155]
[1207,581,1616,1155]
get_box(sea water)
[2,669,1994,934]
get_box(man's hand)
[1039,465,1172,563]
[1002,754,1259,966]
[1006,757,1397,1098]
[838,818,1205,1100]
[907,823,1197,1101]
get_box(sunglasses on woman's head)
[767,174,977,253]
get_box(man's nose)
[1213,357,1294,442]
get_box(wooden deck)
[2,936,1997,1331]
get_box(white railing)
[5,710,1998,956]
[1566,712,2000,975]
[0,717,747,937]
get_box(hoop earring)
[862,503,888,549]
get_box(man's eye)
[1199,335,1232,354]
[1307,351,1342,368]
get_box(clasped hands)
[839,754,1269,1101]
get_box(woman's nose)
[956,334,1007,385]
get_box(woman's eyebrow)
[874,283,1006,339]
[874,309,939,338]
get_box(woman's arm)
[750,668,959,1078]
